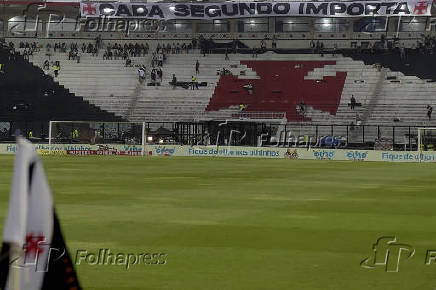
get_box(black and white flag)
[0,138,81,290]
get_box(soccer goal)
[417,127,436,153]
[48,121,146,155]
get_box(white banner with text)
[80,1,432,19]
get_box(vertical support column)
[2,15,8,37]
[141,122,146,156]
[48,121,52,154]
[229,19,237,39]
[309,18,315,44]
[191,21,197,37]
[347,18,355,48]
[346,125,349,146]
[269,17,275,34]
[392,126,395,149]
[41,18,48,38]
[387,17,398,39]
[418,128,422,155]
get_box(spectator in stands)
[113,49,119,60]
[9,47,16,61]
[208,36,214,54]
[43,60,49,70]
[239,103,246,112]
[61,43,67,53]
[427,105,433,121]
[368,42,375,54]
[125,58,132,67]
[95,36,102,49]
[315,40,320,53]
[76,51,81,63]
[243,83,253,95]
[356,114,362,126]
[380,34,386,50]
[151,53,156,67]
[225,49,229,60]
[333,43,338,57]
[158,53,163,66]
[176,43,181,54]
[350,95,356,110]
[191,76,198,90]
[272,35,277,49]
[299,100,306,114]
[252,47,257,58]
[310,40,315,53]
[171,74,177,89]
[400,44,406,60]
[157,68,162,83]
[138,66,145,83]
[151,69,156,84]
[53,63,59,77]
[72,129,79,139]
[195,60,200,75]
[260,39,266,51]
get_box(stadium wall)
[0,143,436,162]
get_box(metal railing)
[231,111,286,120]
[0,121,430,151]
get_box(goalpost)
[48,121,146,155]
[417,127,436,160]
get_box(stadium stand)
[0,43,121,140]
[343,49,436,81]
[0,0,434,149]
[9,38,436,129]
[207,59,347,122]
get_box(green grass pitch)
[1,155,436,289]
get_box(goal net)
[48,121,146,155]
[418,127,436,152]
